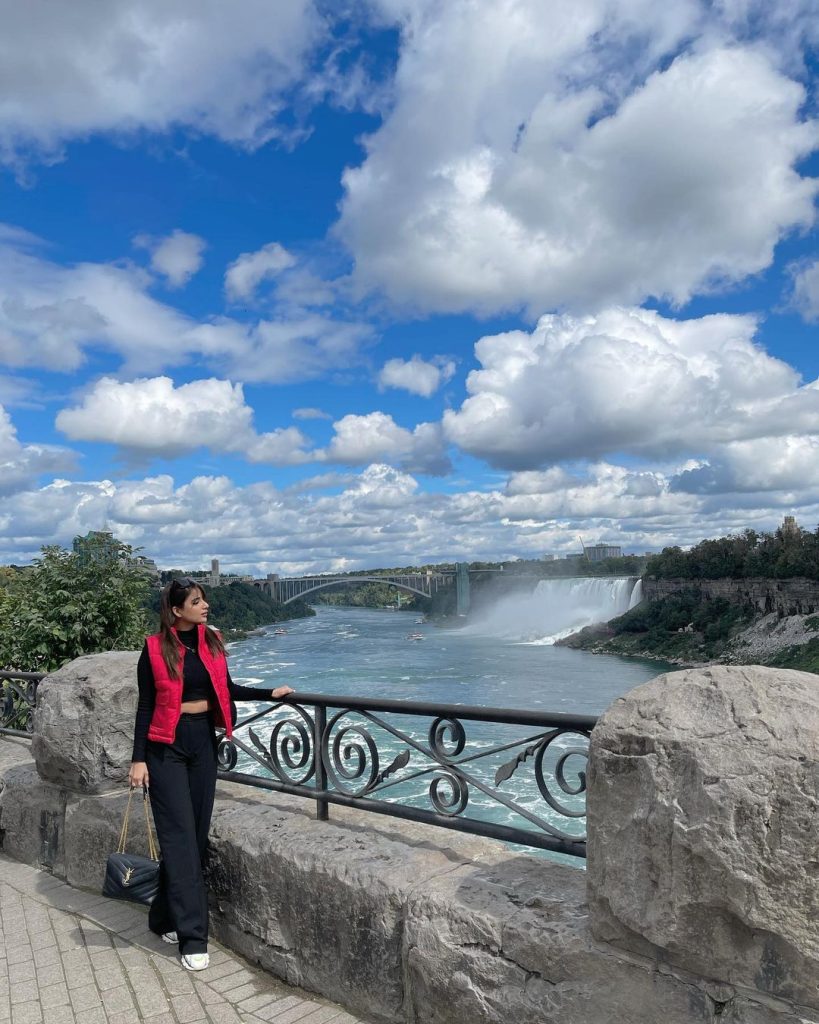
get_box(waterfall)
[467,576,642,644]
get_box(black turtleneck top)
[131,627,267,762]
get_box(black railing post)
[314,704,329,821]
[0,671,45,737]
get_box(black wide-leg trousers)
[145,712,217,955]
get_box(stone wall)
[642,576,819,615]
[1,656,817,1023]
[588,665,819,1016]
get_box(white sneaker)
[181,953,210,971]
[161,931,177,944]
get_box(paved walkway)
[0,856,369,1024]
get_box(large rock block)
[206,792,471,1023]
[587,665,819,1010]
[32,651,140,793]
[0,762,68,873]
[404,857,718,1024]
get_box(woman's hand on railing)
[270,685,295,701]
[128,761,149,789]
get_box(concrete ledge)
[2,736,817,1024]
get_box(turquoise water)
[224,604,663,861]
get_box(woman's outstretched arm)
[227,670,294,703]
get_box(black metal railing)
[0,671,45,737]
[218,693,597,859]
[0,671,596,858]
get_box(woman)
[129,577,294,972]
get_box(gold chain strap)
[116,789,134,854]
[143,791,158,861]
[117,787,158,861]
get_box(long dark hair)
[158,578,226,678]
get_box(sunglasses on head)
[170,576,196,590]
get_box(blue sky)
[1,1,818,574]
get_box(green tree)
[143,580,314,633]
[0,544,151,672]
[645,528,819,581]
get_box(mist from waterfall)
[466,576,642,644]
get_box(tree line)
[645,526,819,580]
[0,544,311,672]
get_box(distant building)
[782,515,799,537]
[199,557,223,588]
[585,544,622,562]
[73,530,120,568]
[132,555,160,579]
[541,554,556,561]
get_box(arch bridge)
[254,572,452,605]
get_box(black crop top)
[131,627,267,761]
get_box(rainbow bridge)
[253,565,475,613]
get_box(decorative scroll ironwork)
[0,671,44,736]
[219,701,318,785]
[0,666,593,857]
[218,693,596,858]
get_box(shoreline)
[557,611,819,673]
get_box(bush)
[609,591,754,650]
[0,544,150,672]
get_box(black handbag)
[102,786,160,906]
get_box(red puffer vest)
[145,626,233,744]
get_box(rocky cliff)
[642,576,819,616]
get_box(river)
[228,603,660,716]
[224,584,664,863]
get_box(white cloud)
[134,230,206,288]
[293,407,332,420]
[443,307,819,469]
[671,435,819,495]
[53,377,453,475]
[0,404,76,497]
[0,0,327,167]
[711,1,819,73]
[321,412,451,475]
[0,375,41,408]
[0,226,374,382]
[225,243,297,301]
[0,232,231,373]
[55,376,313,465]
[227,315,375,384]
[502,461,699,523]
[2,459,816,572]
[788,258,819,322]
[55,376,254,455]
[245,427,315,466]
[339,2,819,315]
[378,355,456,397]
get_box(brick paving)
[0,856,369,1024]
